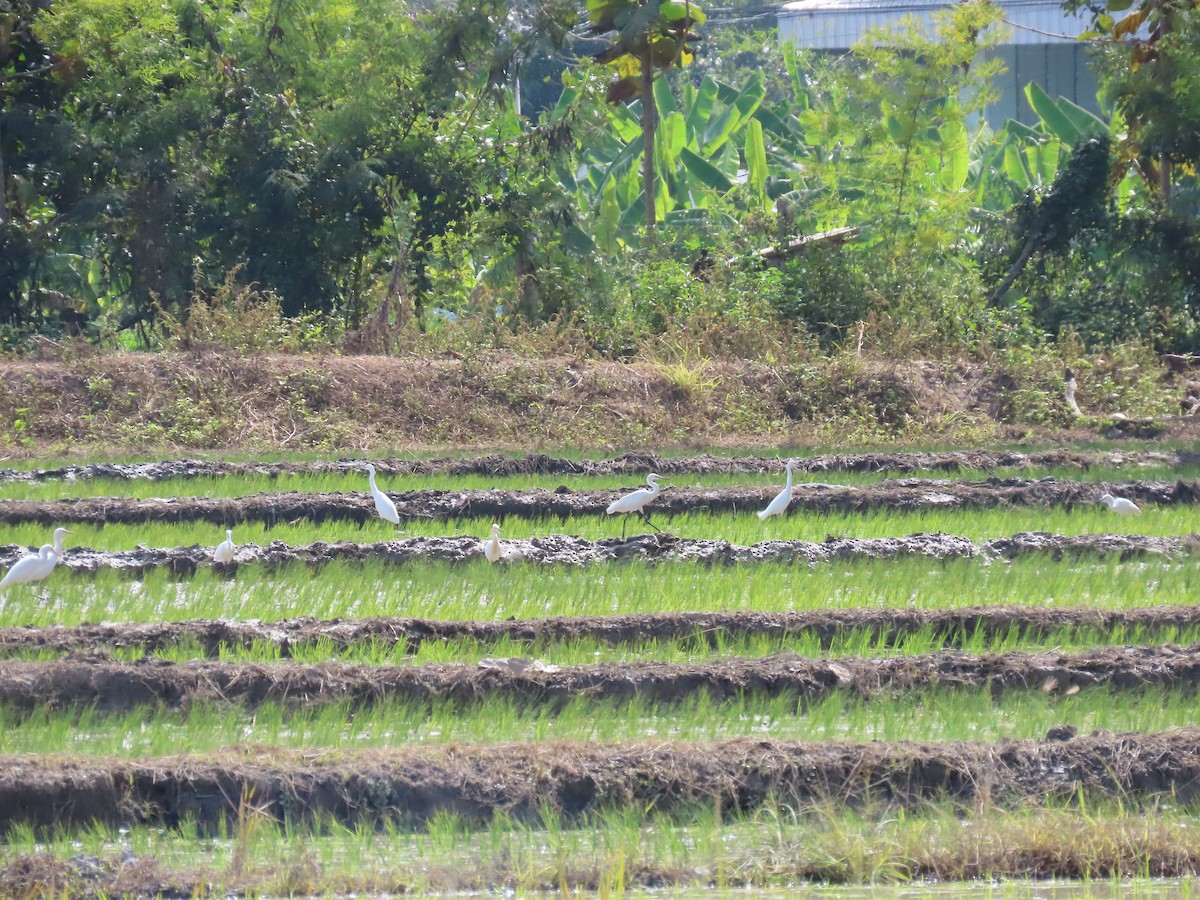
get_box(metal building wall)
[779,1,1105,128]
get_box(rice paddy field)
[2,447,1200,898]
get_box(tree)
[585,0,705,235]
[1069,0,1200,203]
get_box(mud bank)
[2,729,1199,831]
[2,478,1199,527]
[3,448,1197,484]
[1,643,1197,712]
[0,531,1192,578]
[3,605,1200,659]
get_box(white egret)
[1099,492,1141,516]
[51,527,73,557]
[606,473,663,537]
[214,529,236,564]
[758,459,797,520]
[364,463,400,525]
[483,523,502,563]
[0,544,59,590]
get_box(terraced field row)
[2,450,1200,896]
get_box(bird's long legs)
[618,511,662,538]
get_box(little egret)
[364,463,400,524]
[606,473,663,537]
[483,523,502,563]
[214,529,236,564]
[1099,492,1141,515]
[758,459,797,520]
[0,544,58,589]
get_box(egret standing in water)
[364,463,400,525]
[606,473,663,537]
[0,544,59,590]
[1099,492,1141,516]
[214,529,236,564]
[483,523,502,563]
[758,459,797,520]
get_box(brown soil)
[2,351,1199,456]
[2,531,1193,577]
[1,643,1198,713]
[1,729,1199,832]
[2,479,1198,528]
[4,348,1195,453]
[4,605,1200,658]
[4,447,1199,483]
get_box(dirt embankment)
[2,479,1198,528]
[1,531,1193,577]
[4,448,1198,483]
[5,605,1199,659]
[1,729,1199,832]
[1,643,1198,713]
[0,351,1193,454]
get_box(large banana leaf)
[1026,83,1081,145]
[684,76,719,139]
[679,146,733,190]
[745,118,768,201]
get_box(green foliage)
[794,0,1004,246]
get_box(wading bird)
[606,473,663,537]
[758,459,797,520]
[214,529,236,564]
[1099,492,1141,516]
[483,523,502,563]
[0,544,59,590]
[364,463,400,524]
[50,527,72,558]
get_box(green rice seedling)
[2,496,1197,557]
[1,685,1197,758]
[0,552,1192,630]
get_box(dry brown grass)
[0,342,1190,456]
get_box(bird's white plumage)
[365,463,400,524]
[483,523,502,563]
[214,529,236,564]
[758,459,796,520]
[1099,492,1141,515]
[51,527,72,557]
[606,474,662,516]
[0,544,58,589]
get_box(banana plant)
[974,84,1140,211]
[554,71,804,251]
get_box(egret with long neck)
[364,463,400,525]
[0,545,59,589]
[214,529,236,564]
[758,459,797,520]
[606,473,664,538]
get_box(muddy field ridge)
[0,530,1195,578]
[2,478,1199,528]
[5,605,1199,659]
[2,642,1198,713]
[3,448,1200,484]
[1,729,1199,832]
